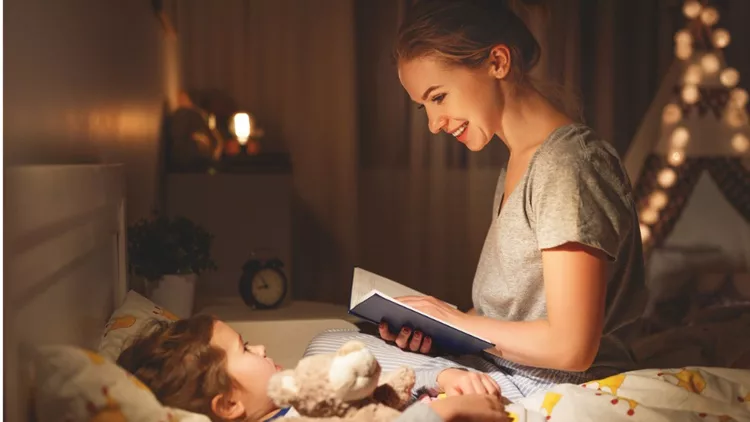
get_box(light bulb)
[640,224,652,243]
[657,168,677,188]
[701,53,720,74]
[684,64,703,85]
[682,85,700,104]
[720,68,740,88]
[640,208,660,225]
[668,150,686,166]
[650,191,669,210]
[730,88,748,108]
[232,112,251,145]
[671,126,690,148]
[208,114,216,130]
[712,28,731,48]
[662,104,682,125]
[683,0,702,18]
[675,44,693,60]
[700,7,720,26]
[732,133,750,153]
[674,30,693,45]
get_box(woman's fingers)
[394,326,412,349]
[419,335,432,354]
[378,322,397,341]
[409,331,423,351]
[379,322,432,354]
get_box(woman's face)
[211,320,282,419]
[398,56,505,151]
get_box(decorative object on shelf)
[127,213,217,318]
[238,254,289,310]
[166,91,226,173]
[230,111,265,156]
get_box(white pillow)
[32,345,210,422]
[98,290,179,361]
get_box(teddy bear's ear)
[266,371,299,406]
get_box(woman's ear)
[211,392,245,420]
[487,45,511,80]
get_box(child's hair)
[395,0,581,120]
[117,314,235,421]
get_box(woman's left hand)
[379,296,468,354]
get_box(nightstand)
[197,298,362,369]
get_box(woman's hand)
[437,368,501,397]
[378,296,469,354]
[428,394,508,422]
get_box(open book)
[348,267,494,355]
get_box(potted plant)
[127,213,217,318]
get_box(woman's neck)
[496,84,574,155]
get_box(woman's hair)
[117,314,235,421]
[395,0,541,83]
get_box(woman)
[117,314,509,422]
[306,0,646,401]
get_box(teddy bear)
[266,340,416,421]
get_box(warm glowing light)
[720,68,740,88]
[662,104,682,125]
[675,44,693,60]
[671,127,690,148]
[640,208,660,225]
[712,29,731,48]
[683,1,702,19]
[650,191,669,210]
[640,224,652,243]
[730,88,748,108]
[674,30,693,45]
[684,64,703,85]
[208,114,216,130]
[668,150,686,166]
[682,85,700,104]
[732,133,750,153]
[701,53,720,74]
[232,112,251,145]
[657,168,678,188]
[700,7,720,26]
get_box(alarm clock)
[239,257,288,309]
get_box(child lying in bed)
[117,314,509,422]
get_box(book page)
[350,267,426,309]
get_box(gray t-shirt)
[471,124,646,372]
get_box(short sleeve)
[527,139,634,261]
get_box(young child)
[117,314,511,421]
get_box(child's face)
[211,320,282,419]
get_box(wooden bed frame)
[4,164,128,421]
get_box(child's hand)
[437,368,501,397]
[429,394,509,422]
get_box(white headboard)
[4,164,128,421]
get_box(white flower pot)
[149,274,197,319]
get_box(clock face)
[251,268,286,307]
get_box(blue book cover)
[348,268,494,356]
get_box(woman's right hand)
[378,321,433,354]
[428,394,509,422]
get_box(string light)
[712,28,731,48]
[662,104,682,125]
[674,30,693,46]
[700,7,720,26]
[732,133,750,153]
[730,88,748,108]
[675,44,693,60]
[650,191,669,210]
[640,224,652,243]
[683,0,702,19]
[640,208,660,225]
[701,53,720,74]
[657,168,677,188]
[720,68,740,88]
[668,150,686,166]
[682,85,700,104]
[671,126,690,148]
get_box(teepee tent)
[624,0,750,271]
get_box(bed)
[5,164,749,422]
